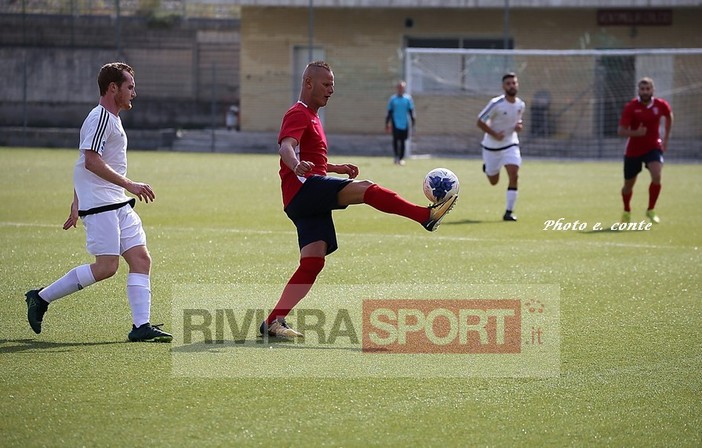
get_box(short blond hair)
[638,77,655,89]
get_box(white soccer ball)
[423,168,459,203]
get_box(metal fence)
[1,1,240,148]
[0,0,240,19]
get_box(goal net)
[404,48,702,160]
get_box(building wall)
[239,6,702,140]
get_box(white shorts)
[482,145,522,176]
[81,205,147,256]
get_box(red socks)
[648,183,661,210]
[266,257,325,325]
[363,184,429,223]
[622,191,633,212]
[623,183,662,212]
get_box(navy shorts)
[624,149,664,180]
[284,175,353,255]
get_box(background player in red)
[617,77,673,224]
[261,61,457,338]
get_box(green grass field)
[1,147,700,446]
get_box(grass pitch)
[1,147,700,446]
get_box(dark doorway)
[596,55,636,137]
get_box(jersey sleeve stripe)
[478,97,503,120]
[90,108,110,152]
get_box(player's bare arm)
[662,113,673,152]
[62,189,80,230]
[328,163,359,179]
[477,119,504,140]
[279,137,315,176]
[84,149,155,203]
[617,124,647,138]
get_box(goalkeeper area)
[405,48,702,160]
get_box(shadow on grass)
[443,219,486,225]
[578,228,649,235]
[578,228,621,234]
[170,337,363,353]
[0,338,129,354]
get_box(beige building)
[227,0,701,157]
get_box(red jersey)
[278,101,329,207]
[619,97,672,157]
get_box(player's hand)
[385,123,391,133]
[294,161,315,177]
[62,201,79,230]
[337,164,359,179]
[515,121,524,132]
[127,181,156,203]
[633,125,647,137]
[494,131,505,141]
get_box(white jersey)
[478,95,525,149]
[74,105,131,212]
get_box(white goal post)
[404,48,702,159]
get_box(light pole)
[503,0,510,49]
[308,0,314,62]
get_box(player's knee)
[93,259,119,281]
[488,176,499,185]
[130,251,152,273]
[353,179,376,197]
[139,254,152,272]
[122,246,151,274]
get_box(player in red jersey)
[260,61,457,339]
[617,77,673,224]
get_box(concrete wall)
[0,14,240,130]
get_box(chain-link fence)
[1,0,240,19]
[1,0,241,148]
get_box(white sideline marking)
[0,221,684,250]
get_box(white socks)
[39,264,96,303]
[37,266,152,327]
[506,188,518,212]
[127,273,151,327]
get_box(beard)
[119,96,133,110]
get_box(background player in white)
[25,62,172,342]
[477,72,525,221]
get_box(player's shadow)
[0,338,127,354]
[170,338,362,353]
[579,228,619,234]
[443,218,484,225]
[578,228,645,235]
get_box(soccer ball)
[423,168,459,203]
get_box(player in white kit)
[477,73,525,221]
[25,62,171,342]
